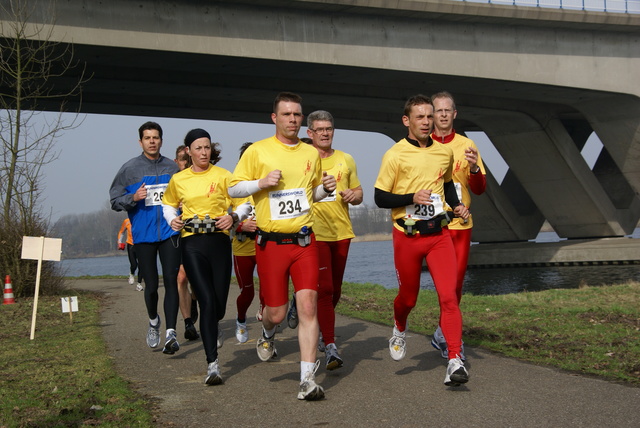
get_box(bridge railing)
[453,0,640,14]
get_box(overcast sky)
[41,112,396,222]
[39,112,601,223]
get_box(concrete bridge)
[2,0,639,242]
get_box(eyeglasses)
[311,127,334,134]
[434,109,454,116]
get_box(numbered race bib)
[405,193,444,220]
[144,183,168,207]
[318,190,337,203]
[269,188,310,220]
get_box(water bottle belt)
[237,231,257,240]
[183,219,223,234]
[396,214,448,235]
[256,228,313,245]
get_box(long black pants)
[135,237,181,330]
[181,233,232,364]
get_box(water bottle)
[298,226,310,246]
[404,215,415,235]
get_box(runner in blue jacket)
[109,121,182,355]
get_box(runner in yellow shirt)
[374,94,470,387]
[228,92,336,401]
[231,142,262,343]
[306,110,362,371]
[163,128,250,386]
[430,91,486,361]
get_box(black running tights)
[181,233,232,363]
[135,238,181,330]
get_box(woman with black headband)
[162,128,250,385]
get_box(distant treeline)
[52,203,392,258]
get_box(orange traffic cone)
[3,275,16,304]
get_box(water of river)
[60,231,640,295]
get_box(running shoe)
[184,321,199,341]
[388,326,406,361]
[146,316,161,348]
[135,283,144,292]
[205,359,223,385]
[431,326,466,361]
[128,273,135,285]
[287,295,298,329]
[235,320,248,343]
[298,360,325,401]
[256,307,263,322]
[430,326,448,359]
[324,343,343,371]
[256,331,276,361]
[444,356,469,386]
[190,299,198,323]
[318,333,325,353]
[162,329,180,354]
[217,324,224,349]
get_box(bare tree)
[0,0,90,296]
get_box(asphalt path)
[71,278,640,427]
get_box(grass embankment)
[336,281,640,384]
[0,291,153,427]
[1,279,638,426]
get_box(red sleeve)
[469,171,486,195]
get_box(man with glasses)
[430,91,486,361]
[305,110,363,371]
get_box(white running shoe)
[235,320,248,343]
[324,343,343,371]
[389,326,406,361]
[146,317,161,348]
[162,329,180,354]
[256,331,276,361]
[128,274,134,285]
[135,283,144,292]
[298,360,325,401]
[217,324,224,349]
[444,356,469,386]
[205,359,223,385]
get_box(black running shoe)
[185,322,200,341]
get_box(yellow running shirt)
[435,133,486,230]
[374,138,454,232]
[230,136,322,234]
[313,150,360,242]
[231,196,256,257]
[162,164,233,238]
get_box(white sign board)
[22,236,63,339]
[21,236,62,261]
[61,296,78,313]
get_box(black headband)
[184,128,211,147]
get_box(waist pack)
[396,214,449,236]
[256,227,313,247]
[236,231,257,242]
[183,215,222,234]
